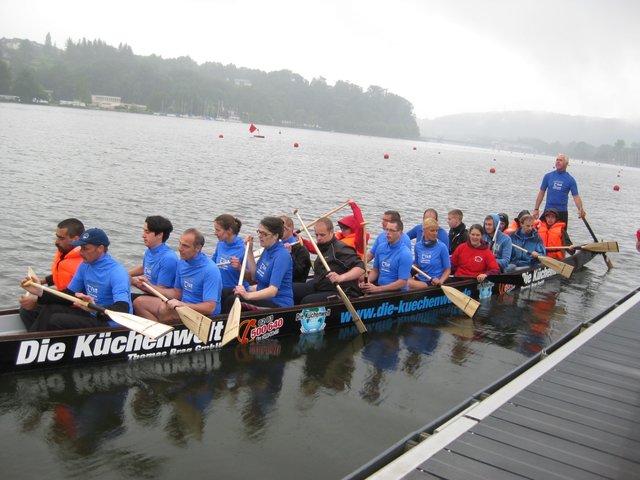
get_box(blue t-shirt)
[373,240,413,290]
[407,224,450,249]
[143,242,178,287]
[174,252,222,315]
[68,253,133,324]
[370,232,412,257]
[255,241,293,307]
[413,239,451,281]
[540,170,579,212]
[212,235,248,289]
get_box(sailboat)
[250,123,264,138]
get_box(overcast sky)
[1,0,638,120]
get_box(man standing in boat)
[18,218,85,329]
[128,215,178,304]
[360,219,412,293]
[293,217,364,304]
[533,153,586,227]
[134,228,222,321]
[21,228,133,331]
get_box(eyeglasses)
[256,229,274,237]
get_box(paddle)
[21,277,173,339]
[411,265,479,318]
[221,242,251,346]
[294,209,367,334]
[361,221,370,283]
[545,241,619,253]
[512,244,574,278]
[581,217,614,270]
[141,281,212,343]
[295,200,351,233]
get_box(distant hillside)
[419,111,640,146]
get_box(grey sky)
[1,0,638,119]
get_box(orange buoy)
[218,134,224,138]
[490,167,496,173]
[613,184,620,191]
[384,153,389,159]
[293,142,299,148]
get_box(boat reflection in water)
[1,296,568,478]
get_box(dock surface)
[364,289,640,480]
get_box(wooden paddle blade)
[582,241,619,253]
[441,285,480,318]
[539,255,574,278]
[104,309,173,339]
[221,297,241,346]
[176,306,212,344]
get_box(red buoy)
[384,153,390,159]
[218,134,224,138]
[490,167,496,173]
[412,147,417,151]
[613,184,620,191]
[293,142,299,148]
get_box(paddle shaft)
[221,242,252,347]
[361,221,370,282]
[294,210,367,334]
[412,265,432,281]
[581,217,613,269]
[295,200,351,232]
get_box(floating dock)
[348,287,640,480]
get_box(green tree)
[12,67,46,102]
[0,60,12,94]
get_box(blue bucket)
[478,281,494,299]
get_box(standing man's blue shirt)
[143,242,178,287]
[174,252,222,315]
[255,241,293,307]
[540,170,578,211]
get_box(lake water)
[1,103,639,479]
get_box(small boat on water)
[0,251,595,374]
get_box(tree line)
[0,36,420,139]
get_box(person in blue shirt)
[533,153,585,227]
[21,228,132,331]
[135,228,222,320]
[409,218,450,289]
[407,208,450,250]
[483,213,513,272]
[129,216,178,306]
[229,216,294,309]
[211,214,250,305]
[507,215,546,271]
[367,210,412,263]
[361,219,413,293]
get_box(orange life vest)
[51,247,83,290]
[537,221,567,260]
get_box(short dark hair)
[145,215,173,242]
[384,210,401,221]
[448,209,463,220]
[389,219,404,231]
[315,217,334,231]
[215,214,242,235]
[58,218,85,238]
[469,224,484,236]
[183,228,205,248]
[260,216,284,239]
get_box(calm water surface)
[1,104,639,479]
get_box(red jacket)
[451,241,500,277]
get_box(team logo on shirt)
[552,180,563,190]
[296,306,331,333]
[474,256,483,263]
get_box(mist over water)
[1,103,639,478]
